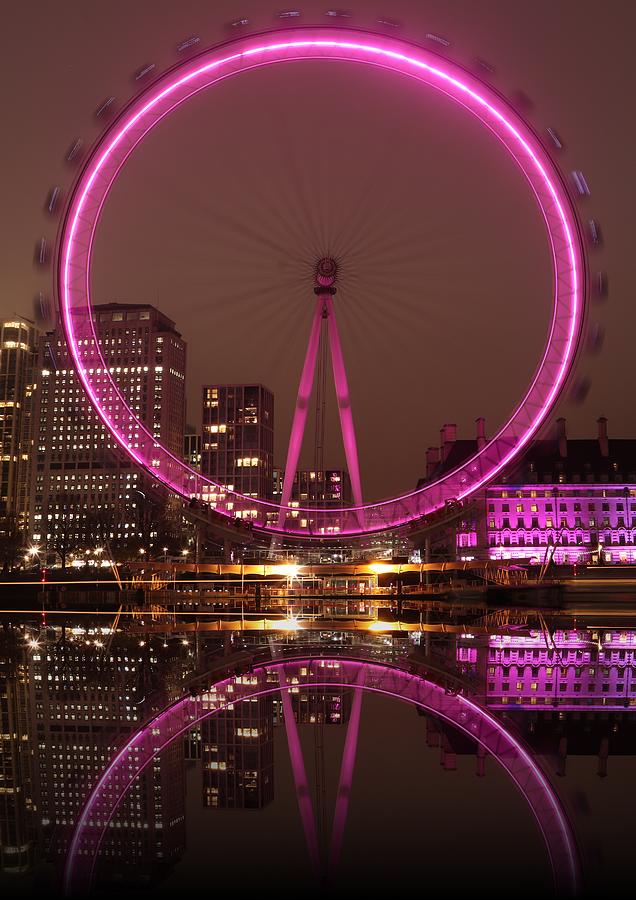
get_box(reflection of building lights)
[279,618,301,632]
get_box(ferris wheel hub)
[316,257,338,286]
[314,257,338,295]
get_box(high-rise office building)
[201,672,274,809]
[184,425,202,471]
[0,629,35,873]
[273,467,352,507]
[29,304,186,558]
[200,384,274,517]
[27,631,187,881]
[271,467,352,532]
[0,318,38,536]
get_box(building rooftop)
[419,418,636,487]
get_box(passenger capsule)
[33,292,52,324]
[95,96,116,119]
[426,32,451,47]
[570,376,591,405]
[65,138,83,163]
[475,58,495,74]
[593,271,608,299]
[588,219,602,246]
[34,238,49,267]
[134,63,156,81]
[571,170,591,196]
[586,323,605,354]
[45,186,61,215]
[177,36,201,53]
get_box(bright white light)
[368,563,393,575]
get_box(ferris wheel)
[40,21,601,542]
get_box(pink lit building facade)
[456,630,636,711]
[422,418,636,565]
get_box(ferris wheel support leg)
[276,298,324,532]
[328,670,365,880]
[324,296,364,512]
[279,670,321,877]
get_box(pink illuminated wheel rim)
[63,655,581,895]
[57,26,588,538]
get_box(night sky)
[1,0,633,502]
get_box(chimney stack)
[440,423,457,462]
[426,446,440,479]
[597,416,609,457]
[556,417,567,459]
[475,417,487,451]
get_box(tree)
[47,496,84,569]
[0,516,26,573]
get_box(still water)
[1,621,634,896]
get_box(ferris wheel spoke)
[211,207,320,262]
[269,119,331,255]
[330,215,424,262]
